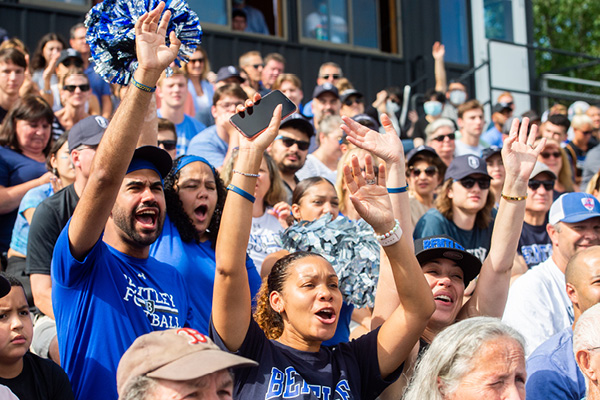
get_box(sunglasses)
[320,74,341,80]
[408,166,438,177]
[275,135,310,151]
[454,177,491,190]
[251,63,264,69]
[432,133,456,142]
[189,58,204,64]
[540,151,561,159]
[158,140,177,151]
[581,130,594,135]
[62,60,83,68]
[343,97,364,106]
[63,84,90,92]
[528,180,554,191]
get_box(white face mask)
[449,90,467,106]
[424,101,443,117]
[386,99,400,114]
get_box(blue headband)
[126,159,164,184]
[175,155,216,175]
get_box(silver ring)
[528,143,534,148]
[366,178,377,185]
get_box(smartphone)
[229,90,297,138]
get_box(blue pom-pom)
[85,0,202,85]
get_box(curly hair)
[253,251,324,339]
[163,156,226,247]
[435,178,495,229]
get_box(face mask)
[386,99,400,114]
[424,101,443,117]
[449,90,467,106]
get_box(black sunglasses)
[158,140,177,151]
[540,151,561,159]
[189,58,204,64]
[528,180,554,191]
[62,60,83,68]
[320,74,341,80]
[63,84,90,92]
[432,133,456,142]
[343,97,364,106]
[275,135,310,151]
[252,63,264,69]
[455,177,491,189]
[408,166,438,177]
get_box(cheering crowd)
[1,2,600,399]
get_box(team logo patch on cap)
[582,197,595,211]
[468,156,480,169]
[95,116,109,128]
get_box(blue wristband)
[131,77,156,93]
[387,185,408,193]
[227,184,256,203]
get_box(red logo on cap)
[582,197,595,211]
[177,328,208,344]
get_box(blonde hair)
[184,46,211,80]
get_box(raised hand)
[432,41,445,60]
[341,114,405,165]
[135,2,181,74]
[234,93,282,154]
[343,153,395,234]
[501,117,545,181]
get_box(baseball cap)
[481,146,501,161]
[340,89,363,104]
[116,328,257,395]
[57,48,83,66]
[351,113,379,130]
[406,145,439,166]
[414,235,482,286]
[216,65,244,84]
[444,155,491,181]
[68,115,109,150]
[549,193,600,225]
[492,102,512,114]
[312,83,339,99]
[127,146,173,180]
[529,161,556,180]
[280,113,315,138]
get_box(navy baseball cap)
[406,145,439,166]
[549,193,600,225]
[312,83,339,99]
[340,89,363,104]
[68,115,109,150]
[57,48,83,66]
[216,66,244,84]
[280,113,315,138]
[415,235,482,286]
[444,155,491,181]
[127,146,173,181]
[481,146,501,161]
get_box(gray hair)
[573,303,600,356]
[403,317,525,400]
[316,115,343,146]
[119,376,157,400]
[425,118,456,142]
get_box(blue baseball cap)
[549,193,600,225]
[414,235,482,286]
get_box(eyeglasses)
[158,140,177,151]
[275,135,310,151]
[454,177,491,189]
[189,58,204,64]
[431,133,456,142]
[63,84,90,92]
[343,97,364,106]
[408,166,438,177]
[216,101,244,111]
[320,74,341,80]
[540,151,561,159]
[581,130,594,135]
[528,180,554,191]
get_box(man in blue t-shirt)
[526,247,600,400]
[51,8,193,400]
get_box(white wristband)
[374,219,402,247]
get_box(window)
[439,0,470,64]
[484,0,513,41]
[188,0,279,36]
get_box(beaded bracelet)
[387,184,409,194]
[501,192,528,201]
[233,169,260,178]
[131,77,156,93]
[227,184,256,203]
[374,219,402,247]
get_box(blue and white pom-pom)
[85,0,202,85]
[278,214,380,308]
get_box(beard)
[112,201,165,247]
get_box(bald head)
[566,246,600,287]
[565,246,600,321]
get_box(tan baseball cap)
[116,328,257,395]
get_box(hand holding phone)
[229,90,297,138]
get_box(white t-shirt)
[502,256,574,356]
[296,154,337,184]
[247,210,283,274]
[0,385,19,399]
